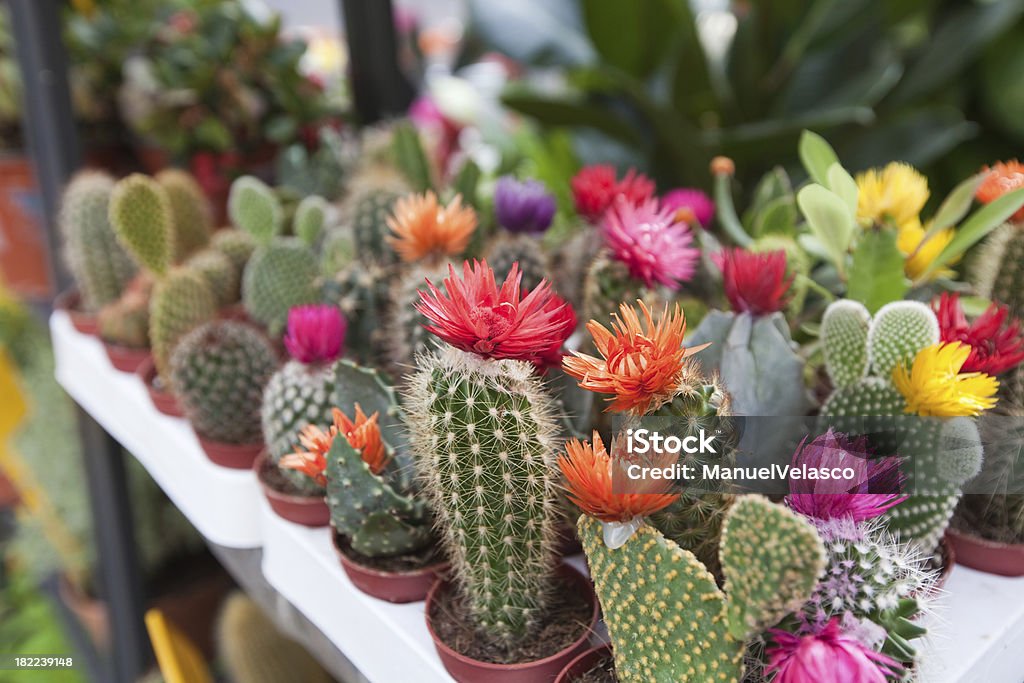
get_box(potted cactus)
[402,260,592,681]
[169,320,279,468]
[56,170,137,335]
[258,303,346,526]
[96,273,152,372]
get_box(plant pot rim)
[136,355,184,417]
[554,643,613,683]
[195,431,263,469]
[55,287,98,334]
[102,340,152,372]
[425,562,599,673]
[946,526,1024,576]
[253,450,325,504]
[332,531,448,579]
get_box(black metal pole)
[339,0,415,124]
[8,1,151,681]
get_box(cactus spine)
[59,170,137,311]
[170,321,278,444]
[866,301,939,377]
[406,345,561,645]
[384,262,449,375]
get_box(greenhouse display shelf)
[49,309,1024,682]
[50,311,263,548]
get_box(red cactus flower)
[933,292,1024,376]
[716,248,793,315]
[283,304,347,365]
[415,260,576,364]
[558,432,678,523]
[571,165,655,222]
[977,160,1024,223]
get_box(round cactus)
[59,170,137,311]
[170,321,278,443]
[149,268,217,379]
[483,233,549,293]
[242,238,320,336]
[185,248,239,307]
[867,301,939,378]
[821,299,871,388]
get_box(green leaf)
[826,162,858,217]
[580,0,676,78]
[751,195,798,238]
[922,187,1024,278]
[847,229,907,313]
[927,173,983,237]
[797,184,854,275]
[501,88,643,147]
[452,161,482,209]
[798,130,840,187]
[391,122,433,193]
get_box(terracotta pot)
[934,536,956,589]
[332,534,448,604]
[555,644,613,683]
[54,287,98,336]
[425,563,599,683]
[0,469,20,509]
[947,527,1024,577]
[254,451,329,527]
[136,356,184,417]
[102,342,152,373]
[195,431,262,470]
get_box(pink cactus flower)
[283,304,346,364]
[767,618,902,683]
[661,188,714,228]
[602,197,698,291]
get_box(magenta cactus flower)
[602,196,698,290]
[767,619,902,683]
[786,429,906,523]
[661,188,714,228]
[494,176,557,234]
[283,304,346,364]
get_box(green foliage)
[109,173,174,277]
[847,229,908,313]
[866,301,939,378]
[170,321,278,444]
[156,168,212,262]
[406,346,561,645]
[59,170,137,311]
[821,299,871,388]
[796,183,854,277]
[242,238,320,336]
[149,268,216,379]
[229,176,284,246]
[390,121,433,193]
[923,187,1024,279]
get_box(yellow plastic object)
[0,349,27,447]
[145,609,214,683]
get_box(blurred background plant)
[465,0,1024,198]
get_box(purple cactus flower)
[661,188,714,228]
[283,304,346,364]
[785,429,906,523]
[494,176,557,234]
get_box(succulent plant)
[971,222,1024,317]
[383,262,449,376]
[261,304,346,495]
[149,268,217,379]
[97,275,152,349]
[184,248,239,308]
[866,301,939,378]
[405,345,562,646]
[579,496,825,682]
[170,321,278,444]
[155,168,212,262]
[483,232,549,293]
[59,170,137,311]
[209,229,256,274]
[821,299,871,389]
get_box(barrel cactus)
[59,170,137,311]
[170,321,278,444]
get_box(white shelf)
[49,310,1024,683]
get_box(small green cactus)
[229,175,284,246]
[170,321,278,444]
[185,248,239,308]
[109,173,175,277]
[97,279,151,349]
[866,301,939,378]
[352,189,403,266]
[821,299,871,388]
[971,222,1024,317]
[326,260,390,364]
[406,345,562,645]
[293,195,330,247]
[149,268,217,379]
[242,238,320,335]
[580,495,825,682]
[210,229,257,273]
[383,263,449,375]
[59,170,137,311]
[156,168,212,261]
[484,233,549,293]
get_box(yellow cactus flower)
[892,342,999,417]
[897,218,956,281]
[856,162,930,230]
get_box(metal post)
[7,1,151,681]
[339,0,415,124]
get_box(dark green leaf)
[390,122,433,193]
[580,0,676,78]
[848,229,908,313]
[923,187,1024,278]
[501,88,644,148]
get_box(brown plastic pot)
[254,451,329,527]
[332,534,448,604]
[946,527,1024,577]
[136,356,184,417]
[555,644,613,683]
[103,341,151,373]
[934,536,956,590]
[425,563,599,683]
[55,287,98,336]
[195,431,262,470]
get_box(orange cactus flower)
[563,301,709,414]
[279,404,388,486]
[977,160,1024,223]
[558,432,678,523]
[386,191,477,263]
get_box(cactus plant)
[406,345,563,645]
[59,170,137,311]
[156,168,212,261]
[866,301,939,378]
[383,262,450,375]
[149,268,217,379]
[97,276,152,349]
[821,299,871,388]
[185,248,239,308]
[971,222,1024,317]
[483,232,549,293]
[170,321,278,444]
[210,229,256,274]
[109,173,175,276]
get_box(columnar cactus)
[971,222,1024,316]
[383,263,449,374]
[149,269,217,379]
[579,495,825,682]
[483,233,549,293]
[170,321,278,444]
[155,168,212,261]
[59,170,137,311]
[261,304,346,495]
[406,345,562,644]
